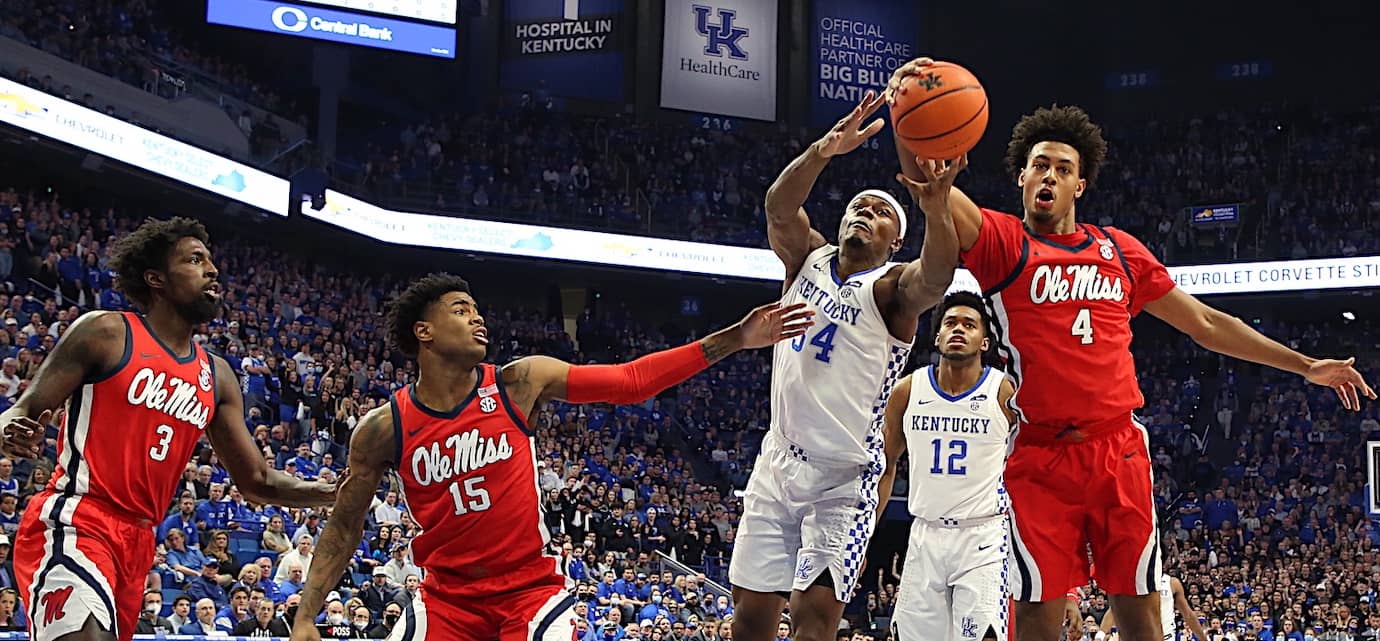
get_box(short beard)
[842,233,866,249]
[939,349,979,362]
[175,296,219,324]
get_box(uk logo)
[795,556,814,581]
[693,5,749,60]
[960,616,978,639]
[40,586,74,626]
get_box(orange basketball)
[890,61,989,159]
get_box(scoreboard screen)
[300,0,457,24]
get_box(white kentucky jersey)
[770,244,911,466]
[903,365,1012,520]
[1159,574,1176,641]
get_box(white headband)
[847,189,909,239]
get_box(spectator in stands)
[359,566,397,617]
[276,533,315,582]
[392,574,420,610]
[135,589,176,635]
[181,598,231,635]
[201,529,239,585]
[185,559,228,609]
[215,585,252,630]
[368,601,403,639]
[373,490,403,524]
[234,598,290,637]
[381,544,420,586]
[263,514,291,553]
[0,588,22,631]
[167,594,194,631]
[164,528,210,581]
[278,562,306,599]
[158,493,200,548]
[293,510,325,543]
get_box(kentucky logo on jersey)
[198,359,213,392]
[1028,264,1125,305]
[795,556,814,581]
[410,429,514,487]
[127,368,212,430]
[960,616,978,639]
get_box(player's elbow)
[1187,308,1239,351]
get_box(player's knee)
[52,617,117,641]
[730,606,781,640]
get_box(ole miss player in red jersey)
[0,218,336,641]
[887,60,1375,641]
[290,273,813,641]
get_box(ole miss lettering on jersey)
[390,364,567,599]
[961,209,1175,433]
[48,312,218,522]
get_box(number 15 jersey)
[961,209,1175,436]
[771,245,912,467]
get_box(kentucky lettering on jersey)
[792,277,863,326]
[126,368,211,430]
[903,366,1011,521]
[770,245,911,466]
[910,415,993,435]
[1029,264,1126,305]
[410,430,515,487]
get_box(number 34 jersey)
[389,363,567,599]
[770,244,912,467]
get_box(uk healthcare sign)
[810,0,918,125]
[0,78,290,216]
[207,0,457,58]
[501,0,627,102]
[660,0,777,121]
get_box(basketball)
[891,61,989,159]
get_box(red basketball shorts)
[15,492,156,641]
[390,579,578,641]
[1004,418,1161,601]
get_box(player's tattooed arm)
[501,303,812,417]
[873,374,912,529]
[208,355,336,507]
[0,310,124,459]
[292,406,393,637]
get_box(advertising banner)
[660,0,777,121]
[810,0,917,125]
[1189,204,1240,225]
[500,0,626,102]
[207,0,457,58]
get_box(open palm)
[1305,357,1377,410]
[816,90,887,158]
[737,302,814,349]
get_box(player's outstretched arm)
[874,374,912,528]
[1144,288,1377,409]
[1171,577,1206,641]
[0,310,124,460]
[892,155,966,315]
[290,406,393,641]
[765,91,885,277]
[887,58,984,251]
[502,302,813,417]
[207,355,335,507]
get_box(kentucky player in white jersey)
[877,291,1018,641]
[1102,572,1207,641]
[729,90,966,641]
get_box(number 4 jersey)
[771,244,912,466]
[389,363,568,599]
[961,209,1176,435]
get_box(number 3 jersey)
[49,312,217,523]
[960,209,1176,437]
[771,244,912,467]
[902,366,1011,521]
[389,363,567,599]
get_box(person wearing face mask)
[134,589,176,635]
[640,589,671,624]
[317,598,364,638]
[368,603,403,638]
[234,599,291,637]
[347,606,374,638]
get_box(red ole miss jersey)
[390,363,567,599]
[961,209,1175,436]
[48,312,217,522]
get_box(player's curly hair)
[387,272,472,357]
[1004,105,1107,186]
[931,291,993,346]
[108,217,210,309]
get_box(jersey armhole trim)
[85,313,133,385]
[1093,225,1136,289]
[388,396,403,471]
[981,238,1030,298]
[207,347,220,409]
[492,364,533,437]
